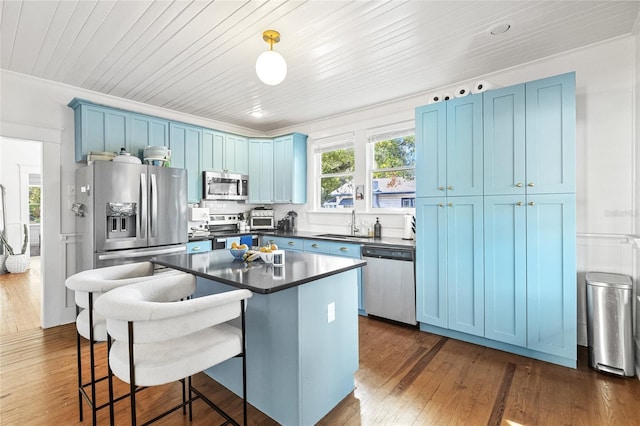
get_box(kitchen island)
[152,250,366,426]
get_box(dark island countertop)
[152,250,366,294]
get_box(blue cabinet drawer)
[186,240,212,253]
[264,236,303,251]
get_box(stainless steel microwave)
[202,171,248,201]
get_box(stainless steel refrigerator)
[75,161,188,271]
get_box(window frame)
[366,127,416,212]
[314,134,355,211]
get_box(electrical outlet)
[327,302,335,323]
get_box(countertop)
[189,229,416,250]
[152,249,366,294]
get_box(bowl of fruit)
[259,243,278,263]
[229,242,249,260]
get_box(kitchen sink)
[315,233,373,240]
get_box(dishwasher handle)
[361,246,414,261]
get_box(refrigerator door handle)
[140,173,147,239]
[150,173,158,237]
[97,245,187,261]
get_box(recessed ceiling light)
[489,23,511,36]
[251,110,264,118]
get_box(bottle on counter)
[374,217,382,239]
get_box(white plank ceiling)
[2,0,639,132]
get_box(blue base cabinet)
[483,195,527,346]
[415,72,576,368]
[415,196,484,337]
[526,194,576,359]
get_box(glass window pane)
[371,170,415,209]
[321,148,354,174]
[28,186,41,223]
[320,177,353,209]
[373,136,415,169]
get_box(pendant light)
[256,30,287,86]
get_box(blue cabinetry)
[224,134,249,175]
[169,123,202,203]
[202,130,249,175]
[248,139,274,204]
[446,196,484,336]
[186,240,212,253]
[202,129,225,172]
[525,193,576,359]
[415,94,483,197]
[525,74,576,194]
[415,73,576,367]
[483,85,526,195]
[264,236,365,314]
[415,198,448,327]
[273,133,307,204]
[414,196,484,336]
[129,113,169,157]
[483,195,527,346]
[69,99,128,162]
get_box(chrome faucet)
[351,209,359,236]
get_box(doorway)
[0,137,43,334]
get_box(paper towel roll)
[442,93,452,101]
[454,86,470,98]
[403,214,414,240]
[471,80,499,94]
[428,94,442,104]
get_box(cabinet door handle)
[448,202,453,207]
[528,201,535,206]
[438,186,445,191]
[439,203,445,207]
[340,247,348,252]
[311,243,319,248]
[447,186,454,190]
[288,241,295,246]
[528,182,535,187]
[516,202,523,206]
[191,246,200,251]
[516,183,523,188]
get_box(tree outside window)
[29,185,41,223]
[370,134,415,209]
[319,147,355,209]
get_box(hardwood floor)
[0,256,41,336]
[1,312,639,425]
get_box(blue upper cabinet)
[202,130,248,175]
[248,139,274,204]
[169,123,202,203]
[483,85,526,195]
[273,133,307,204]
[202,129,225,172]
[526,193,576,359]
[224,134,249,175]
[446,95,484,196]
[69,99,129,162]
[525,73,576,194]
[415,95,483,197]
[415,102,446,197]
[129,113,169,158]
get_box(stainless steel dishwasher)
[361,245,416,325]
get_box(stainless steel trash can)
[586,272,634,377]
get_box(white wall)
[1,36,638,333]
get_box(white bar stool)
[95,272,252,425]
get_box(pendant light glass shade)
[256,30,287,86]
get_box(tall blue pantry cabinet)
[415,73,577,368]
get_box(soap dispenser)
[374,217,382,239]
